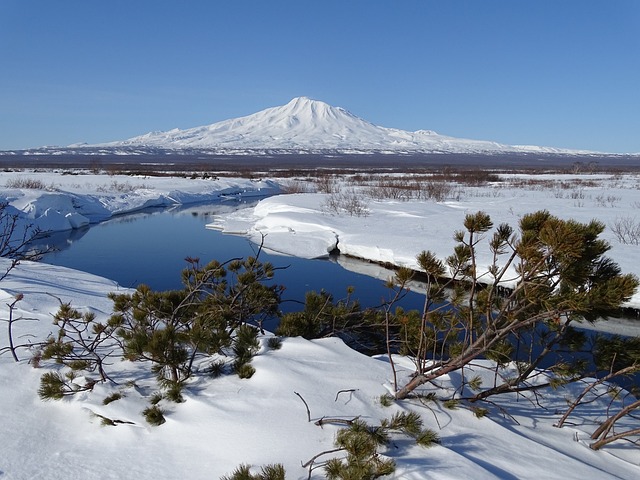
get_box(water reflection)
[29,225,91,256]
[336,255,430,296]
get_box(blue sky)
[1,0,639,153]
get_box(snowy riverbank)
[3,171,640,310]
[211,173,640,313]
[0,171,279,233]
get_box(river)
[36,200,426,314]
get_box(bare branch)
[294,391,311,422]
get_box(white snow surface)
[212,173,640,318]
[0,172,279,233]
[0,170,639,479]
[98,97,591,155]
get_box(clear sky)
[1,0,639,153]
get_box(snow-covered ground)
[1,259,640,480]
[0,171,279,233]
[212,173,640,312]
[1,170,639,479]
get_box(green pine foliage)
[206,359,227,378]
[594,335,640,375]
[277,290,345,339]
[106,255,283,398]
[415,428,442,447]
[40,302,116,389]
[234,363,256,379]
[471,407,489,419]
[323,413,439,480]
[266,336,283,350]
[380,411,440,446]
[276,289,385,352]
[232,324,260,379]
[102,392,123,405]
[378,394,394,407]
[35,254,284,428]
[221,464,286,480]
[555,334,640,448]
[225,412,438,479]
[38,371,67,401]
[391,210,638,401]
[142,405,166,426]
[30,211,639,446]
[233,325,260,368]
[324,421,396,480]
[164,382,185,403]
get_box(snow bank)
[0,170,638,478]
[0,171,280,234]
[212,173,640,313]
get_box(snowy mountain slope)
[95,97,588,155]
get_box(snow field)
[0,170,639,479]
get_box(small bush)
[234,363,256,379]
[422,179,454,201]
[322,190,370,217]
[207,359,227,378]
[96,180,150,193]
[102,392,123,405]
[142,405,166,426]
[38,372,66,400]
[164,383,185,403]
[281,180,315,194]
[266,336,282,350]
[454,169,501,186]
[610,216,640,245]
[315,174,337,194]
[595,194,621,208]
[5,177,50,190]
[221,463,286,480]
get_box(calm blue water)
[37,201,425,313]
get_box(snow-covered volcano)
[97,97,583,155]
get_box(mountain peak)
[277,96,352,121]
[95,98,586,155]
[285,96,320,107]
